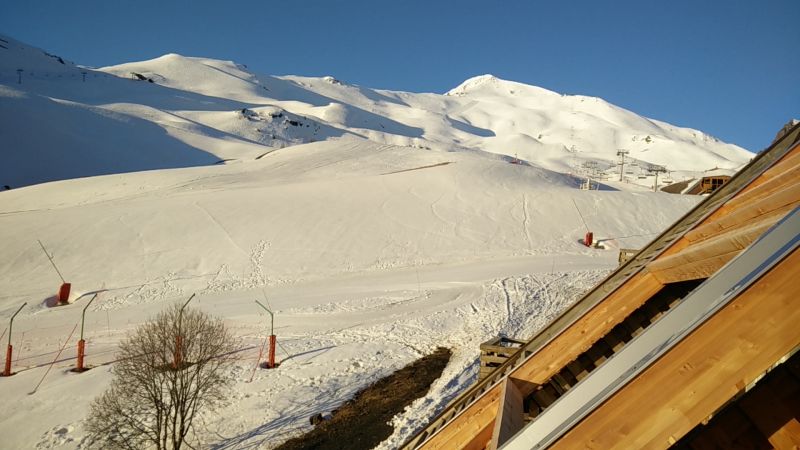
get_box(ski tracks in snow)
[378,268,610,449]
[521,193,534,252]
[193,201,250,259]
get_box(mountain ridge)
[0,33,752,188]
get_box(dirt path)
[275,347,452,450]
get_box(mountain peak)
[445,74,499,95]
[445,74,558,98]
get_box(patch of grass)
[276,347,452,450]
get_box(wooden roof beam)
[549,247,800,449]
[718,155,800,213]
[648,211,783,279]
[488,378,527,450]
[419,384,502,450]
[686,183,800,243]
[508,272,663,395]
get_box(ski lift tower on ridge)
[647,164,668,192]
[616,149,630,182]
[580,161,599,190]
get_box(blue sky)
[2,0,797,151]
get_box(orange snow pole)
[267,335,277,369]
[255,299,278,369]
[74,293,98,372]
[3,302,26,377]
[76,339,86,371]
[58,283,71,304]
[572,199,593,248]
[4,345,12,377]
[38,240,70,304]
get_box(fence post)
[255,300,277,369]
[268,335,276,369]
[3,303,27,376]
[74,293,98,372]
[173,294,196,369]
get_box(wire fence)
[2,291,299,395]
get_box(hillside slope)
[0,139,697,300]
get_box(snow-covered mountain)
[1,33,751,189]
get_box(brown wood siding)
[550,248,800,449]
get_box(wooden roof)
[403,122,800,450]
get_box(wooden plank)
[549,248,800,450]
[686,184,800,243]
[419,383,501,450]
[688,406,769,449]
[626,309,652,336]
[565,359,590,381]
[551,372,574,391]
[555,369,577,388]
[507,272,663,396]
[738,373,800,448]
[585,340,611,367]
[604,326,629,352]
[647,212,783,284]
[489,378,525,450]
[649,213,779,272]
[640,300,666,324]
[649,250,741,284]
[463,419,495,450]
[724,153,800,210]
[759,142,800,178]
[679,354,800,448]
[741,145,800,190]
[548,379,567,396]
[653,144,800,263]
[481,348,519,355]
[532,384,559,407]
[481,355,513,365]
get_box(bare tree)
[85,304,237,450]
